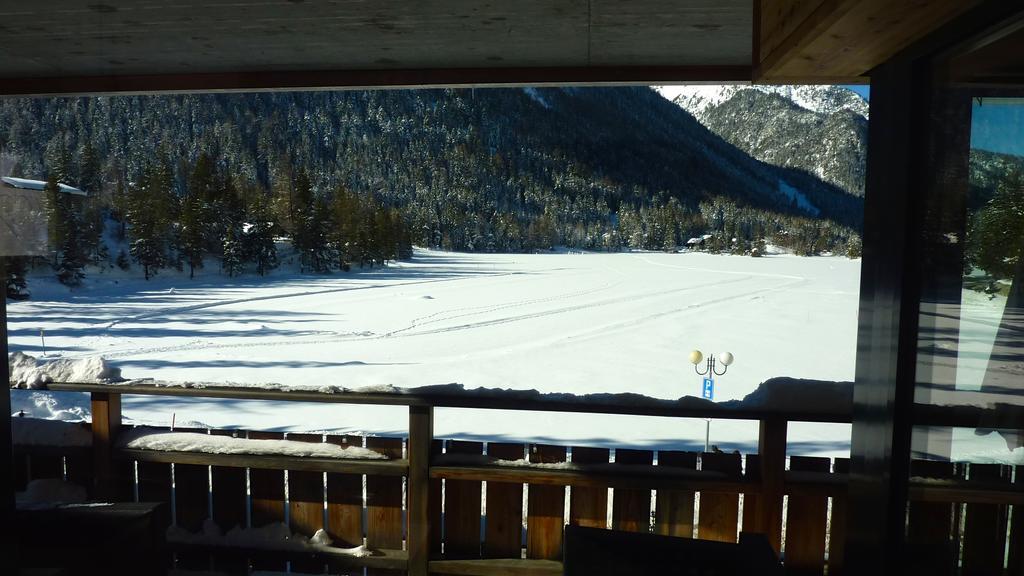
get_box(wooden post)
[1,259,18,572]
[91,391,123,500]
[408,405,434,576]
[755,417,787,554]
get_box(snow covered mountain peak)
[654,85,868,122]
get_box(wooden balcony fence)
[11,381,1024,576]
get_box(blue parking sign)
[702,378,714,400]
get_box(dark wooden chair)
[564,525,782,576]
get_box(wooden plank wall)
[526,444,566,560]
[484,442,525,558]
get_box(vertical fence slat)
[137,461,172,508]
[430,439,445,555]
[13,451,29,491]
[444,440,484,558]
[962,463,1010,576]
[569,446,609,530]
[527,444,566,560]
[1008,464,1023,576]
[247,431,286,528]
[326,434,363,548]
[365,436,404,550]
[655,451,697,537]
[65,448,96,499]
[209,430,247,532]
[27,452,63,482]
[208,429,249,575]
[698,452,741,543]
[612,449,653,533]
[247,431,286,572]
[742,453,761,536]
[175,457,212,570]
[288,433,326,574]
[784,456,830,576]
[484,442,525,558]
[828,458,849,576]
[907,459,958,576]
[175,461,209,533]
[287,433,326,537]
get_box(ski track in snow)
[9,250,868,457]
[101,272,519,331]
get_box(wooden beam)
[0,65,751,98]
[0,260,16,572]
[752,418,786,554]
[754,0,983,83]
[91,391,123,500]
[429,558,563,576]
[47,382,852,424]
[430,463,757,493]
[408,406,434,576]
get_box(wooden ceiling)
[0,0,999,95]
[0,1,752,94]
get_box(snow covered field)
[9,249,863,456]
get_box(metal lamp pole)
[689,350,734,452]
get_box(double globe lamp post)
[688,350,734,452]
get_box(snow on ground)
[118,428,387,459]
[8,249,864,456]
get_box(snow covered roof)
[1,176,86,196]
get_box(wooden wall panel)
[443,440,484,558]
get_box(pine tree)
[4,257,30,299]
[179,191,204,278]
[222,225,244,277]
[127,160,174,280]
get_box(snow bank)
[11,390,90,421]
[118,428,388,459]
[16,479,89,507]
[167,519,371,556]
[11,416,92,447]
[8,352,123,389]
[721,377,852,415]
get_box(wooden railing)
[12,381,1024,576]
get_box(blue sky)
[971,99,1024,157]
[843,85,870,100]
